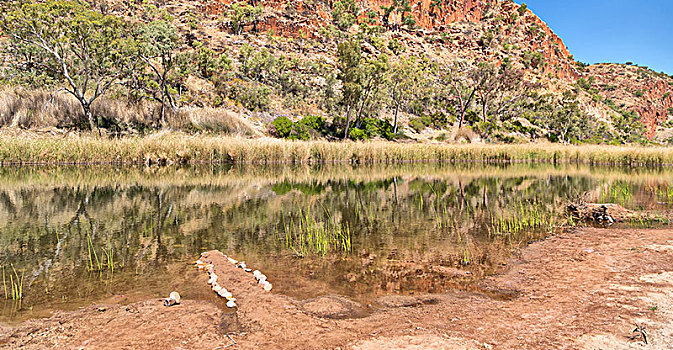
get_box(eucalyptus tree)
[531,91,587,144]
[388,56,421,134]
[0,0,136,132]
[136,18,182,124]
[474,63,532,138]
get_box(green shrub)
[409,118,425,133]
[409,114,432,133]
[348,127,366,140]
[297,115,327,135]
[634,90,644,97]
[225,80,271,111]
[271,116,293,138]
[517,3,528,16]
[430,111,449,129]
[577,78,592,90]
[290,122,311,140]
[464,110,480,124]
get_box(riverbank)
[1,226,671,349]
[2,130,673,166]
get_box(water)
[0,163,671,322]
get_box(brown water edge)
[0,237,516,325]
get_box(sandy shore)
[1,227,671,349]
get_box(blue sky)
[515,0,673,75]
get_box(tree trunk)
[343,104,352,140]
[160,96,166,126]
[481,117,494,139]
[458,109,465,129]
[393,102,400,135]
[83,103,97,133]
[160,82,167,125]
[481,102,488,123]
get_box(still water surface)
[0,164,671,322]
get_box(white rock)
[169,291,181,303]
[253,270,261,277]
[226,300,237,308]
[263,282,273,291]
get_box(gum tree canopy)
[0,0,135,131]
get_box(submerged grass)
[86,234,114,273]
[488,201,557,241]
[277,207,352,256]
[2,265,23,300]
[2,132,673,165]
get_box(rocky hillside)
[166,0,671,142]
[3,0,673,143]
[582,63,673,141]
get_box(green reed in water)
[651,184,673,206]
[86,234,114,273]
[489,200,556,239]
[2,265,23,300]
[600,182,632,207]
[279,207,351,256]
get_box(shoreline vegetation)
[1,132,673,166]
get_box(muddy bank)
[1,227,672,349]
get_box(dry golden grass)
[0,88,257,135]
[1,131,673,165]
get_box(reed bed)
[488,201,557,241]
[2,132,673,166]
[277,207,352,256]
